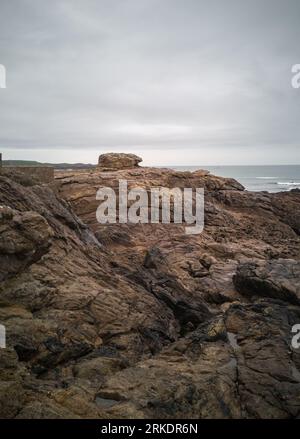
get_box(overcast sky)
[0,0,299,165]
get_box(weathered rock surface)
[1,158,300,419]
[234,259,300,304]
[98,153,142,170]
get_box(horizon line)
[2,159,300,167]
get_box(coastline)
[170,165,300,193]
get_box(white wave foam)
[256,176,278,179]
[277,181,300,186]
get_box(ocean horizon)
[169,164,300,193]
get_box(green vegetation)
[3,160,95,169]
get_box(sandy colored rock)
[98,153,142,170]
[0,157,300,419]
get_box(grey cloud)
[0,0,300,164]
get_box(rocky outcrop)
[1,157,300,419]
[234,259,300,304]
[96,301,300,419]
[97,153,142,170]
[0,206,53,281]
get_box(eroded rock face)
[98,153,142,170]
[0,206,53,281]
[97,302,300,419]
[1,159,300,419]
[234,259,300,304]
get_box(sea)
[170,165,300,193]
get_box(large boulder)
[98,153,142,170]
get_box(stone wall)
[0,166,54,183]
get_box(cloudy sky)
[0,0,299,165]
